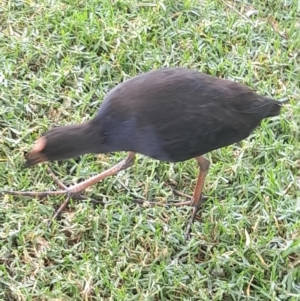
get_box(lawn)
[0,0,299,300]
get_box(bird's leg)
[49,151,135,223]
[66,152,136,195]
[45,166,102,203]
[43,166,89,201]
[2,152,136,221]
[184,156,210,240]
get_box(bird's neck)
[77,121,102,153]
[59,121,105,157]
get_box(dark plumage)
[27,68,281,164]
[7,68,283,238]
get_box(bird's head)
[24,122,101,168]
[25,127,72,167]
[25,136,49,168]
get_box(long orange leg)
[3,152,209,236]
[3,152,136,223]
[184,155,210,240]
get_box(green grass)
[0,0,299,300]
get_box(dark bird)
[4,68,283,238]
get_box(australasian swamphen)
[4,68,283,238]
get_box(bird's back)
[95,68,281,162]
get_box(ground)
[0,0,299,300]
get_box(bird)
[3,67,283,238]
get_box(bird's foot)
[184,206,198,241]
[129,189,207,241]
[2,166,103,226]
[184,195,208,241]
[2,166,101,201]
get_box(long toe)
[184,206,198,240]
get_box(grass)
[0,0,299,300]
